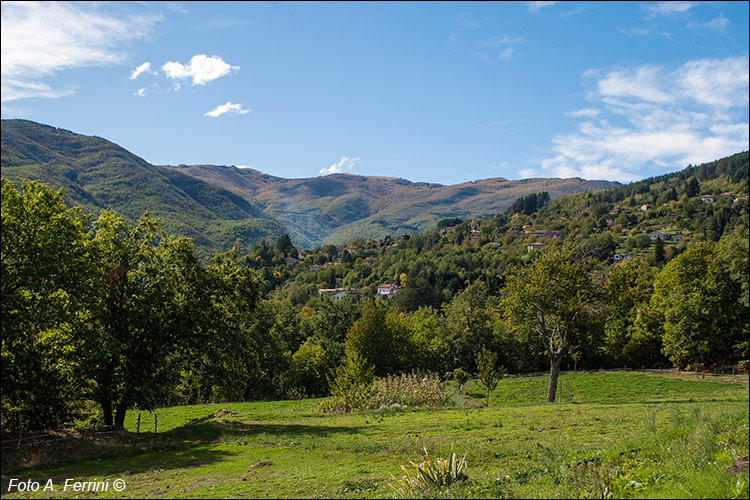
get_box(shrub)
[319,372,450,412]
[390,446,468,493]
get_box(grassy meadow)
[2,372,748,499]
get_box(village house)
[700,194,716,204]
[648,230,668,241]
[362,256,377,264]
[285,257,299,266]
[527,242,546,252]
[639,204,651,212]
[317,288,358,301]
[671,234,684,243]
[613,253,632,263]
[530,229,564,239]
[488,241,502,247]
[720,192,736,200]
[377,283,403,298]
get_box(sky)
[1,1,748,185]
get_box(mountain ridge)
[2,118,619,250]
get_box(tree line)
[2,176,748,432]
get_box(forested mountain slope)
[1,119,288,256]
[170,164,618,247]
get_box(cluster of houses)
[316,283,403,301]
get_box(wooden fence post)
[154,414,158,434]
[137,413,141,434]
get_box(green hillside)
[0,120,288,256]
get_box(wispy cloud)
[478,119,519,127]
[566,108,601,118]
[643,1,695,19]
[540,56,749,182]
[129,62,156,80]
[527,2,558,13]
[204,101,251,118]
[477,35,526,62]
[518,168,537,178]
[687,14,729,32]
[320,156,360,175]
[1,2,162,102]
[135,87,147,97]
[162,54,239,86]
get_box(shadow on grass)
[1,418,362,484]
[167,418,362,442]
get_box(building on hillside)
[639,204,651,212]
[527,242,546,252]
[720,192,736,200]
[671,234,684,242]
[377,283,403,298]
[318,288,358,301]
[648,230,668,241]
[530,229,564,239]
[285,257,299,266]
[613,253,632,262]
[488,241,502,247]
[362,256,378,264]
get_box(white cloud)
[129,62,155,80]
[567,107,601,118]
[527,2,558,13]
[540,56,749,182]
[204,101,251,118]
[518,168,537,178]
[162,54,239,86]
[235,165,254,169]
[1,2,161,102]
[135,87,146,97]
[320,156,360,175]
[643,1,695,19]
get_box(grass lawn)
[2,372,748,498]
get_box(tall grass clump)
[320,372,450,412]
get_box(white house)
[377,284,403,298]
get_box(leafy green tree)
[344,300,417,377]
[652,237,748,368]
[281,339,328,397]
[602,258,662,367]
[475,346,505,406]
[1,179,94,431]
[444,281,500,373]
[502,244,599,402]
[81,211,212,428]
[653,237,666,265]
[395,276,445,312]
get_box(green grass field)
[2,372,748,499]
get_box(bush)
[390,446,468,494]
[320,372,450,412]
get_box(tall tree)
[1,179,94,431]
[82,211,201,428]
[502,244,599,402]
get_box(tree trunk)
[101,400,113,427]
[547,356,561,403]
[114,402,128,429]
[486,388,490,407]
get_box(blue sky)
[2,1,748,185]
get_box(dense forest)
[1,152,748,432]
